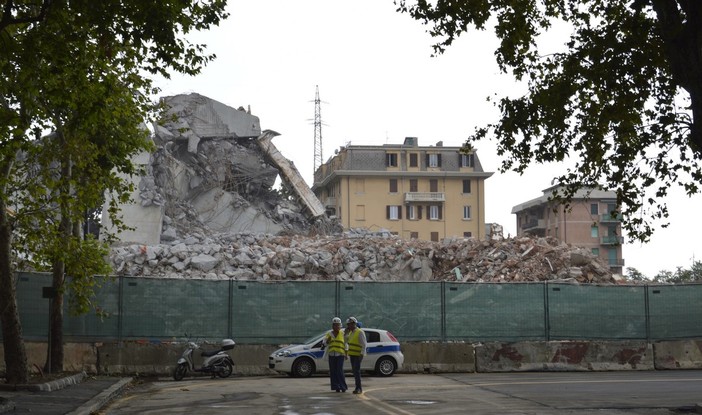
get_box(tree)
[1,0,228,382]
[395,0,702,242]
[653,260,702,283]
[625,267,648,281]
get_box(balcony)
[600,236,624,245]
[521,219,546,231]
[404,192,445,202]
[600,213,623,222]
[323,197,336,208]
[608,258,625,267]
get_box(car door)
[361,329,381,370]
[309,336,329,371]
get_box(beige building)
[511,186,624,273]
[312,137,493,241]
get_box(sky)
[154,0,698,279]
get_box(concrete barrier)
[400,342,475,373]
[96,341,278,376]
[653,340,702,369]
[1,340,695,375]
[475,341,653,372]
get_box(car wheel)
[292,357,315,378]
[173,363,188,381]
[217,360,233,378]
[375,356,397,377]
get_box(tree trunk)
[652,0,702,155]
[45,256,65,373]
[0,157,28,384]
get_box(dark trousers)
[328,355,347,391]
[350,355,363,391]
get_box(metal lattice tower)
[313,85,323,175]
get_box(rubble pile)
[109,232,618,284]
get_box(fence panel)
[548,284,646,340]
[338,282,442,341]
[63,276,120,339]
[649,284,702,339]
[445,282,546,341]
[231,281,336,344]
[13,272,53,339]
[121,277,229,340]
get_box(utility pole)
[313,85,323,176]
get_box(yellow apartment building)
[511,186,625,274]
[311,137,493,241]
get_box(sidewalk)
[0,373,132,415]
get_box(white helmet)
[332,317,342,324]
[346,316,357,324]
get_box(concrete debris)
[133,93,341,242]
[109,232,621,284]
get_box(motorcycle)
[173,337,235,381]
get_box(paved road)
[100,371,702,414]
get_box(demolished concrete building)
[106,93,621,284]
[101,93,337,247]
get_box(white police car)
[269,328,404,377]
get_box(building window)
[409,153,418,167]
[410,231,418,239]
[409,179,418,192]
[463,206,471,220]
[462,179,471,194]
[356,205,365,221]
[427,153,441,168]
[591,225,599,238]
[356,178,365,193]
[387,205,402,220]
[389,179,398,193]
[591,248,600,256]
[407,205,416,220]
[460,153,474,167]
[386,153,398,167]
[430,179,438,192]
[430,232,439,242]
[463,232,472,238]
[429,205,442,220]
[590,203,599,215]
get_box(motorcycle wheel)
[217,360,233,378]
[173,363,188,381]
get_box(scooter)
[173,337,235,381]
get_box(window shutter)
[385,154,389,167]
[386,205,390,219]
[437,154,442,167]
[438,206,443,220]
[398,206,402,219]
[458,153,462,166]
[418,206,422,219]
[425,154,429,168]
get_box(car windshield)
[301,332,326,346]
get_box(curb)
[0,372,87,392]
[66,377,133,415]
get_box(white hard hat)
[332,317,342,324]
[346,316,357,324]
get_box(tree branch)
[0,0,52,33]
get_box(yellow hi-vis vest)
[346,329,363,356]
[325,330,345,354]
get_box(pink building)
[512,186,624,274]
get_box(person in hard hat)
[344,316,366,394]
[323,317,347,392]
